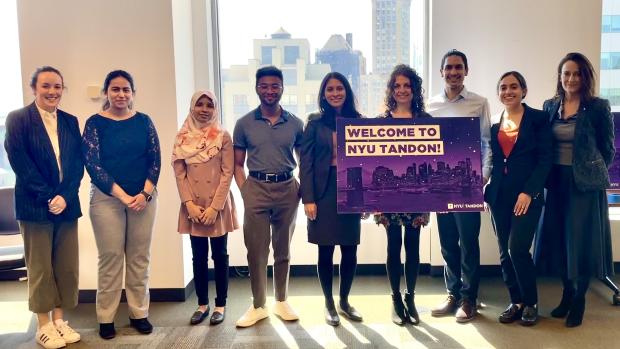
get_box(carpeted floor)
[1,275,620,348]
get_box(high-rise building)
[601,0,620,110]
[220,28,330,128]
[316,33,367,96]
[371,0,412,75]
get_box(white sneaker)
[273,301,299,321]
[35,322,66,349]
[55,320,81,344]
[236,305,269,327]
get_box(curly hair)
[384,64,425,115]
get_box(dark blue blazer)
[4,102,83,221]
[484,104,552,206]
[543,97,615,191]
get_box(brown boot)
[431,295,458,317]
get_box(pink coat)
[174,131,238,237]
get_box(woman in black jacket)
[534,52,615,327]
[485,71,552,326]
[4,66,84,348]
[300,72,363,326]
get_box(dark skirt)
[308,166,361,246]
[534,164,614,280]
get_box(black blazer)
[4,103,84,221]
[543,97,615,191]
[299,112,335,204]
[484,104,552,207]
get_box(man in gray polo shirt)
[233,66,304,327]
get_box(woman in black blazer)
[4,66,84,348]
[300,72,363,326]
[374,64,430,326]
[485,71,552,326]
[534,53,615,327]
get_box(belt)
[249,171,293,183]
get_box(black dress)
[308,166,361,246]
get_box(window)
[0,0,22,187]
[601,0,620,112]
[601,52,620,69]
[217,0,426,224]
[602,15,620,32]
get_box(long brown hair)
[554,52,596,102]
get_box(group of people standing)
[5,48,614,349]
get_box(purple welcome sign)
[336,117,484,213]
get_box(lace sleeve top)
[82,112,161,196]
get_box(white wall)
[427,0,606,265]
[17,0,188,289]
[11,0,618,295]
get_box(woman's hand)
[128,194,147,211]
[304,203,317,221]
[186,201,205,223]
[513,193,532,216]
[48,195,67,215]
[200,207,218,225]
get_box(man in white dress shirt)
[427,49,491,323]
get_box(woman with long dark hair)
[485,71,551,326]
[535,52,615,327]
[5,66,84,348]
[83,70,161,339]
[374,64,430,325]
[300,72,363,326]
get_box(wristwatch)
[140,190,153,202]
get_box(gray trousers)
[19,220,79,313]
[240,177,299,308]
[89,186,157,323]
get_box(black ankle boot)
[404,291,419,325]
[566,296,585,328]
[391,292,408,325]
[551,286,575,318]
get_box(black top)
[82,112,161,196]
[4,103,84,221]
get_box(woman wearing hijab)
[173,90,238,325]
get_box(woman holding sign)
[300,72,363,326]
[535,52,615,327]
[485,71,552,326]
[374,64,431,325]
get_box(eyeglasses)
[257,83,283,91]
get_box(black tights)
[386,224,421,294]
[317,245,358,308]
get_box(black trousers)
[385,224,420,294]
[317,245,358,308]
[436,212,480,302]
[489,189,541,306]
[190,234,229,307]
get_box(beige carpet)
[1,276,619,348]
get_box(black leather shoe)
[325,307,340,326]
[210,310,225,325]
[499,304,523,324]
[190,306,210,325]
[391,292,408,326]
[404,291,419,325]
[520,305,538,326]
[130,317,153,334]
[566,297,585,328]
[99,322,116,340]
[338,302,363,322]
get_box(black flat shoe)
[499,304,523,324]
[325,307,340,326]
[338,302,363,322]
[190,306,210,325]
[129,317,153,334]
[520,305,538,326]
[99,322,116,340]
[210,310,225,325]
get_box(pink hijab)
[172,90,224,164]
